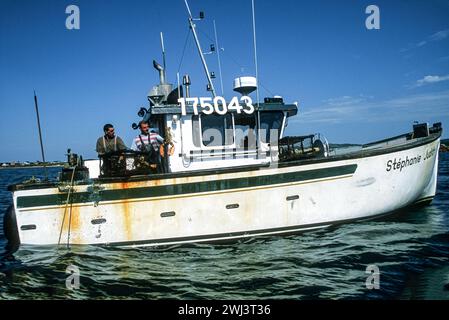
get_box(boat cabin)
[148,97,297,173]
[94,100,299,178]
[82,60,332,179]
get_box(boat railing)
[361,133,411,150]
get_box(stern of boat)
[3,204,20,251]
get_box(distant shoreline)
[0,165,64,170]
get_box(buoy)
[160,144,175,157]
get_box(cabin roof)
[150,103,298,117]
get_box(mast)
[184,0,216,97]
[33,91,48,180]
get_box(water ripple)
[1,154,449,299]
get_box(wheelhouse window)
[192,115,201,147]
[260,111,284,143]
[234,114,257,149]
[192,114,233,147]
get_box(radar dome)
[233,76,257,96]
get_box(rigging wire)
[178,8,276,98]
[213,20,224,96]
[196,25,275,97]
[177,28,192,74]
[197,27,248,70]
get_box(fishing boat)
[3,2,442,249]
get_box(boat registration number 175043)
[178,96,255,116]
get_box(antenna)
[184,0,216,97]
[213,20,224,96]
[251,0,261,156]
[33,91,48,180]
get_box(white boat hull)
[8,134,440,247]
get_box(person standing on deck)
[96,123,127,155]
[131,121,164,153]
[131,121,164,172]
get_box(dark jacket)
[96,135,127,155]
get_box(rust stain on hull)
[105,174,175,192]
[120,200,133,241]
[60,203,82,245]
[118,182,133,241]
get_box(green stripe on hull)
[16,164,357,209]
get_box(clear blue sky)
[1,0,448,162]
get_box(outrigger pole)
[184,0,216,97]
[33,90,48,180]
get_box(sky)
[1,0,449,162]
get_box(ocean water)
[0,154,448,300]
